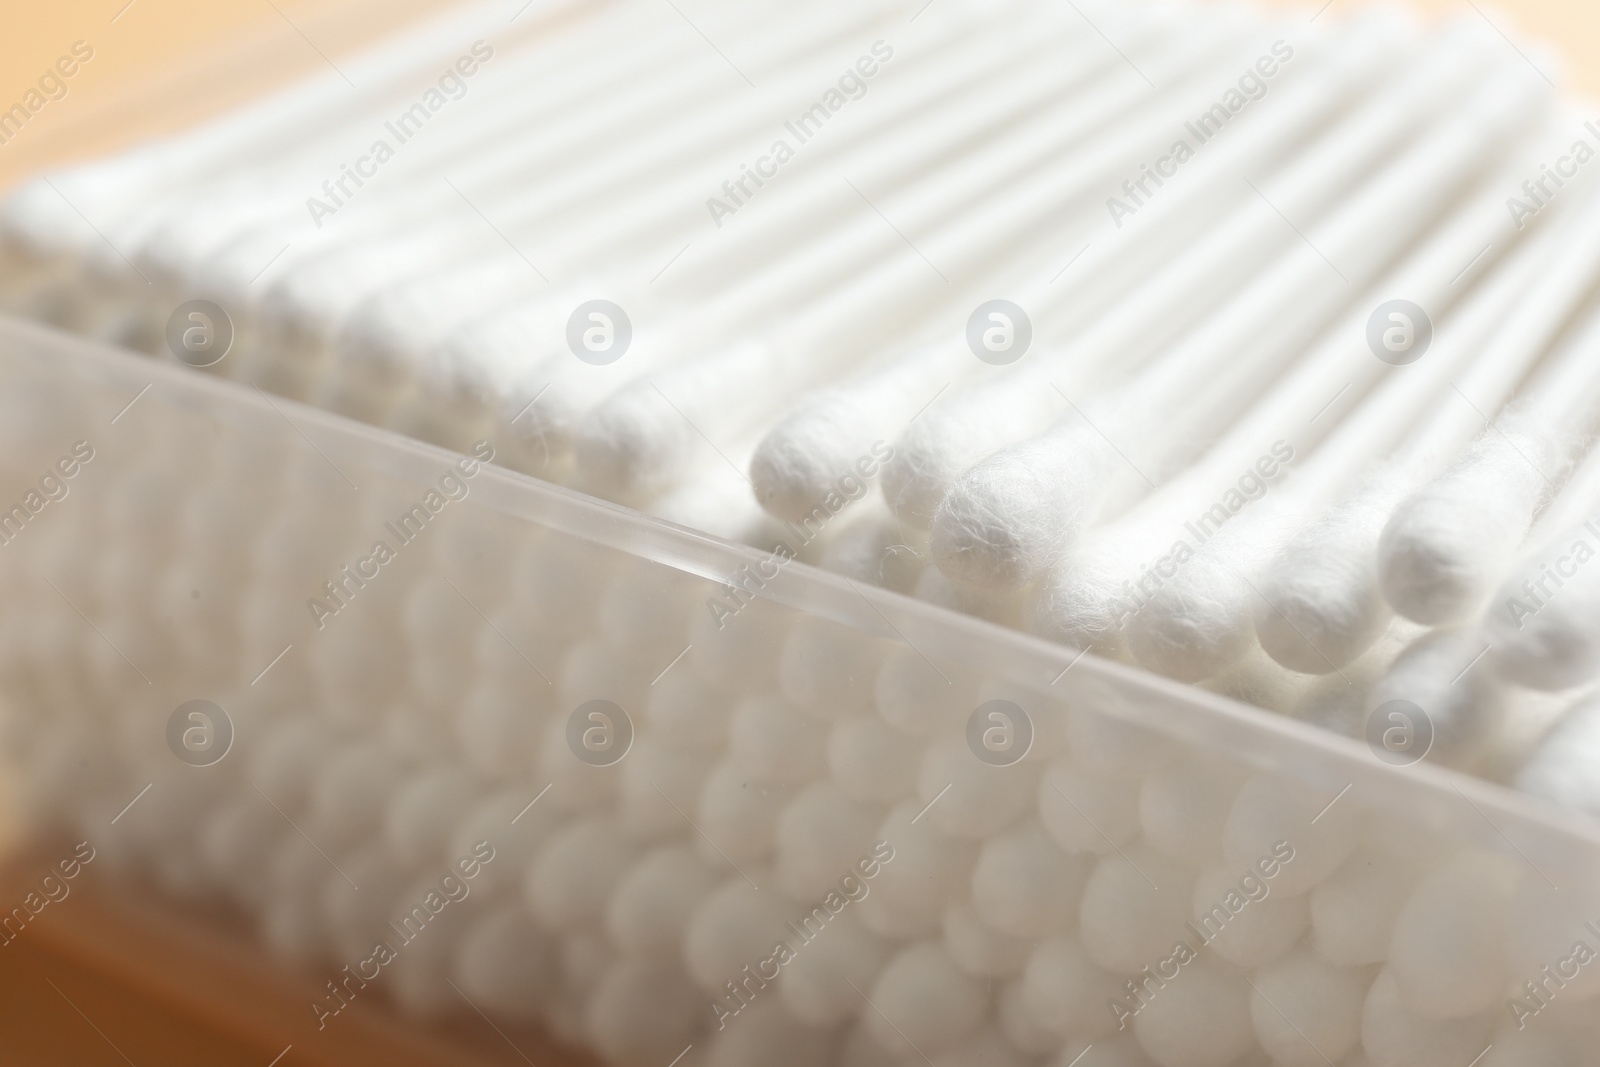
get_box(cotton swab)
[1253,159,1592,675]
[747,15,1403,524]
[881,22,1493,531]
[569,13,1274,501]
[1377,177,1600,627]
[1481,393,1600,690]
[942,54,1541,607]
[1095,113,1566,680]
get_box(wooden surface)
[0,840,598,1066]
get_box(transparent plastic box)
[2,313,1599,1067]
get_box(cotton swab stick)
[1254,154,1598,674]
[492,12,1262,483]
[1038,132,1534,668]
[880,22,1495,530]
[1481,386,1600,690]
[934,58,1544,602]
[569,27,1274,501]
[344,8,1199,436]
[170,0,916,381]
[1104,114,1568,681]
[1377,175,1600,627]
[747,15,1405,524]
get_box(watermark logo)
[966,699,1034,766]
[1366,300,1432,366]
[966,300,1032,365]
[1365,698,1433,766]
[566,300,631,365]
[166,700,233,767]
[566,699,633,766]
[166,299,233,367]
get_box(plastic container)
[2,311,1599,1067]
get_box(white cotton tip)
[618,738,716,840]
[689,595,786,693]
[696,762,793,864]
[1368,628,1508,770]
[855,802,977,939]
[683,875,792,992]
[1379,429,1556,625]
[1505,872,1600,1004]
[917,735,1037,839]
[970,820,1092,939]
[457,676,547,778]
[1387,850,1517,1019]
[933,1026,1035,1067]
[1078,844,1196,974]
[1131,958,1255,1067]
[1249,948,1368,1067]
[644,664,730,753]
[779,616,887,719]
[508,532,608,639]
[587,959,707,1067]
[781,909,891,1027]
[1309,845,1424,967]
[1189,861,1306,968]
[749,391,898,522]
[1256,481,1399,673]
[1361,968,1494,1067]
[1037,756,1142,855]
[704,999,837,1067]
[1030,548,1135,662]
[1483,520,1600,690]
[818,501,929,595]
[943,902,1033,979]
[1139,756,1242,865]
[775,781,883,901]
[1223,775,1359,897]
[913,564,1029,629]
[995,978,1062,1058]
[306,741,409,852]
[873,645,978,736]
[606,845,721,960]
[383,766,481,870]
[1063,699,1178,776]
[828,716,921,804]
[865,942,988,1056]
[573,381,703,502]
[248,715,329,811]
[451,904,560,1026]
[882,381,1062,529]
[450,789,560,900]
[930,428,1104,592]
[524,817,637,929]
[1481,1023,1589,1067]
[1516,692,1600,815]
[1022,935,1122,1042]
[1199,643,1317,715]
[729,694,829,784]
[1056,1035,1158,1067]
[1125,540,1261,683]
